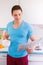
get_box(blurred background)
[0,0,43,65]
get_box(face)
[12,10,22,21]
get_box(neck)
[14,19,22,25]
[13,19,22,28]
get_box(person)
[3,5,36,65]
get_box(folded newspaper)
[18,41,37,51]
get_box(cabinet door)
[28,54,43,65]
[29,61,43,65]
[28,54,43,61]
[0,53,7,65]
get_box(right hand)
[26,48,33,53]
[26,46,36,53]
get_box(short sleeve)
[27,25,34,38]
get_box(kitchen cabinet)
[0,53,7,65]
[0,49,43,65]
[28,54,43,65]
[0,40,10,65]
[0,53,43,65]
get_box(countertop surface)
[0,47,43,54]
[0,40,43,54]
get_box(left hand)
[26,46,36,53]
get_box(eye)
[14,14,17,16]
[19,14,21,16]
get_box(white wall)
[0,0,43,28]
[0,0,18,28]
[20,0,43,24]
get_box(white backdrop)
[20,0,43,24]
[0,0,18,28]
[0,0,43,28]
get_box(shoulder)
[6,21,13,27]
[23,20,33,29]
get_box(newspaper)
[18,41,37,51]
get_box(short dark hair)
[11,5,22,14]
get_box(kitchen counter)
[0,47,43,65]
[0,47,43,54]
[0,39,43,54]
[0,47,8,53]
[0,48,43,65]
[29,50,43,54]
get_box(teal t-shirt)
[6,20,34,58]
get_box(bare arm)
[27,35,36,53]
[30,35,36,41]
[3,30,9,40]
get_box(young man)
[3,5,36,65]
